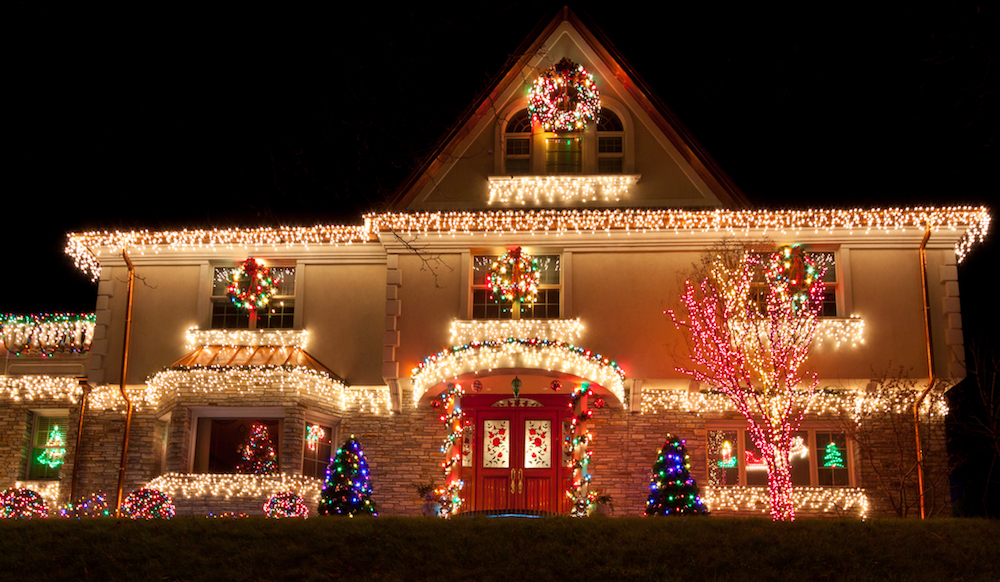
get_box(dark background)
[6,3,998,513]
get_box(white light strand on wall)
[411,339,626,407]
[86,385,151,412]
[487,175,636,205]
[701,486,870,519]
[640,388,949,418]
[0,313,95,357]
[339,387,394,415]
[185,328,309,350]
[66,206,990,280]
[0,376,83,404]
[145,366,347,406]
[815,316,865,347]
[449,318,584,345]
[145,472,323,504]
[14,481,61,506]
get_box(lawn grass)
[1,517,997,581]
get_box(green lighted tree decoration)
[824,441,845,468]
[319,435,378,517]
[644,434,709,516]
[36,425,67,469]
[236,422,277,474]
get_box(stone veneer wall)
[338,388,445,516]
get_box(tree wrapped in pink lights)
[668,245,825,521]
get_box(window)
[503,109,532,175]
[596,110,624,174]
[27,412,68,480]
[192,417,281,474]
[750,249,839,317]
[211,265,296,329]
[302,421,334,479]
[471,254,560,319]
[545,137,581,173]
[707,426,853,487]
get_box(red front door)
[475,406,561,513]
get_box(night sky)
[5,2,999,513]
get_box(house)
[1,8,989,519]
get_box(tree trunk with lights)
[668,245,825,521]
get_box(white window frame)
[301,411,340,480]
[468,251,563,320]
[188,406,285,474]
[26,409,69,481]
[706,423,856,488]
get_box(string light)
[185,328,309,350]
[0,487,49,519]
[435,383,465,518]
[66,206,990,280]
[815,317,865,347]
[1,376,83,404]
[411,338,626,407]
[227,257,280,312]
[0,313,95,357]
[263,491,309,518]
[486,247,540,305]
[145,365,344,406]
[640,388,949,418]
[488,176,636,205]
[14,481,60,507]
[566,384,595,517]
[146,472,323,504]
[120,488,175,519]
[449,318,583,345]
[701,486,870,520]
[59,492,112,518]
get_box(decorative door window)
[483,420,510,469]
[523,419,551,469]
[462,423,475,468]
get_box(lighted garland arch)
[410,338,626,407]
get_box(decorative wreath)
[528,58,601,132]
[487,247,540,305]
[766,245,821,305]
[228,257,280,312]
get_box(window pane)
[545,138,581,173]
[598,136,622,153]
[507,138,530,156]
[821,287,838,317]
[272,267,296,296]
[506,109,531,133]
[816,431,850,486]
[708,430,739,486]
[194,418,280,474]
[536,255,560,285]
[213,267,235,296]
[505,159,529,175]
[257,300,295,329]
[211,301,251,329]
[595,111,623,131]
[745,431,809,486]
[303,422,333,480]
[811,252,837,283]
[598,158,623,174]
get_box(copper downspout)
[114,251,136,517]
[915,227,936,519]
[69,380,92,504]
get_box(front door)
[475,405,561,512]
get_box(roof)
[169,345,344,383]
[385,6,751,212]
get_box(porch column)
[441,383,464,516]
[569,386,593,516]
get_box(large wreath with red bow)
[487,247,540,305]
[228,257,280,311]
[528,58,601,132]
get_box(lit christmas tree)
[824,441,845,468]
[236,422,277,474]
[644,435,708,516]
[319,435,378,517]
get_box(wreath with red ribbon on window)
[228,257,279,311]
[487,247,540,305]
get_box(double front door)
[472,403,564,513]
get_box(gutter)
[114,250,136,517]
[69,379,91,504]
[915,227,935,519]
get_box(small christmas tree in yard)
[319,435,378,517]
[645,434,709,516]
[236,422,277,474]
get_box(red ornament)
[431,400,441,410]
[594,397,606,409]
[472,380,483,393]
[550,380,562,392]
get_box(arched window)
[503,109,532,175]
[596,110,624,174]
